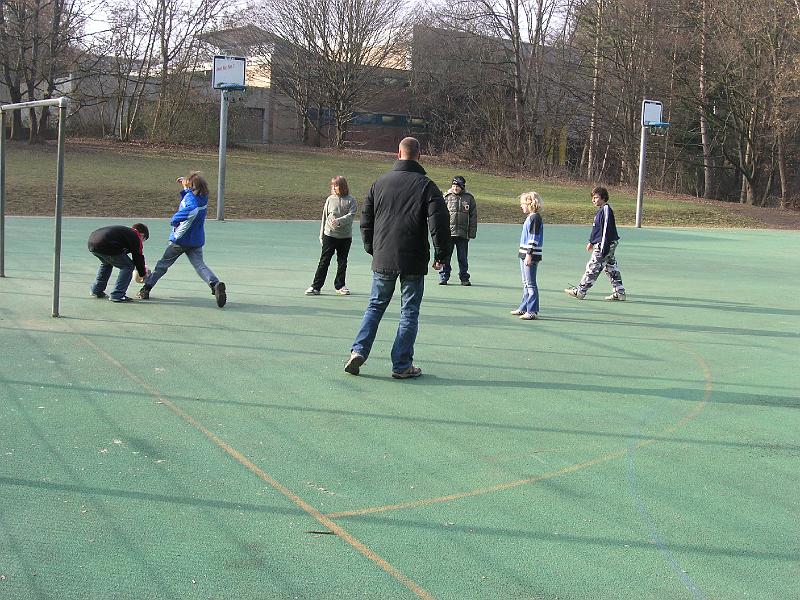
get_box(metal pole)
[0,110,6,278]
[52,99,67,317]
[635,124,648,228]
[217,89,228,221]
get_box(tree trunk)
[699,0,714,198]
[776,129,788,207]
[660,0,680,190]
[587,0,603,181]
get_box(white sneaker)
[305,287,320,295]
[605,291,626,301]
[336,287,351,295]
[564,287,586,299]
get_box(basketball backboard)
[641,99,663,126]
[212,56,246,90]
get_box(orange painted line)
[80,335,435,600]
[326,344,713,520]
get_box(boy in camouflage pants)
[564,186,626,301]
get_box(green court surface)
[1,217,798,600]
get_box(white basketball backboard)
[212,55,246,89]
[641,99,663,126]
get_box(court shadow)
[349,514,800,563]
[630,294,800,317]
[420,375,800,409]
[0,475,302,517]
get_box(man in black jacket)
[88,223,149,302]
[345,137,450,379]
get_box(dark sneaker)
[137,286,150,300]
[438,280,448,285]
[109,296,134,303]
[344,352,365,375]
[214,282,227,307]
[391,366,422,379]
[460,280,471,286]
[90,291,108,299]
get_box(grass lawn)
[0,139,781,227]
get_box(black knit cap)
[452,176,466,188]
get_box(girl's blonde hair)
[519,191,542,213]
[185,171,209,198]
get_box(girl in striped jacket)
[511,191,544,320]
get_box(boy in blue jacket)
[138,172,227,307]
[564,186,626,301]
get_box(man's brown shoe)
[391,366,422,379]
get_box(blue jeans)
[144,243,218,289]
[351,272,424,372]
[440,237,470,282]
[90,251,135,300]
[518,259,539,314]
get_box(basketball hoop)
[219,84,246,104]
[647,122,670,136]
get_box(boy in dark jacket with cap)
[440,175,477,285]
[87,223,149,302]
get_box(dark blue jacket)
[169,189,207,247]
[588,203,619,256]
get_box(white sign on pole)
[641,99,663,125]
[212,55,246,89]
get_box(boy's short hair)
[519,191,542,213]
[591,186,609,202]
[132,223,149,240]
[331,176,349,196]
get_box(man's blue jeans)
[440,237,470,282]
[90,251,135,300]
[351,272,424,373]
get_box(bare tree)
[149,0,223,139]
[248,0,413,148]
[0,0,95,141]
[412,0,580,168]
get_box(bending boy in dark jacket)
[88,223,150,302]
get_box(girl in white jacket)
[305,176,358,295]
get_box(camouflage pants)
[578,240,624,294]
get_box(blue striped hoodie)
[518,212,543,261]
